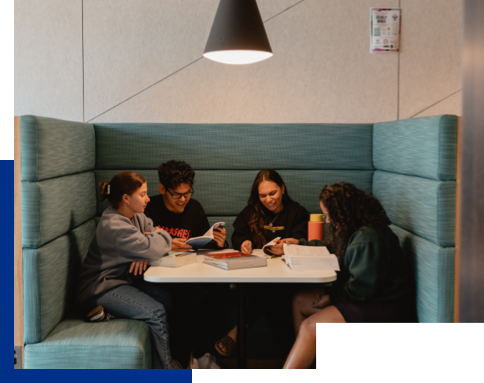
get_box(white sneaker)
[188,352,221,369]
[188,352,200,369]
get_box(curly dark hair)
[320,182,390,257]
[248,169,295,248]
[157,160,195,190]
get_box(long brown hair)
[320,182,390,257]
[248,169,294,248]
[99,171,147,209]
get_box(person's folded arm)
[116,225,172,262]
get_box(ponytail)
[99,182,110,202]
[99,171,146,209]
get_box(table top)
[144,249,337,283]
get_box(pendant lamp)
[203,0,273,65]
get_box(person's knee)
[147,303,169,325]
[299,317,316,338]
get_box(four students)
[78,165,414,369]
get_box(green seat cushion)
[391,225,455,323]
[94,123,374,170]
[373,115,457,181]
[21,115,95,182]
[22,172,97,248]
[24,318,152,369]
[24,220,96,344]
[374,171,455,247]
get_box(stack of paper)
[149,252,197,268]
[283,244,340,271]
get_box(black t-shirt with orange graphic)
[144,195,223,249]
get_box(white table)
[144,249,337,368]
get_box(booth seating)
[20,114,458,368]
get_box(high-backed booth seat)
[21,114,458,368]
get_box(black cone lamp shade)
[203,0,273,65]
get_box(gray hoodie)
[77,206,172,307]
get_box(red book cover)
[203,252,252,259]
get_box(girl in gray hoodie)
[77,171,175,369]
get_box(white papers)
[252,248,271,259]
[149,251,197,268]
[283,244,340,271]
[150,251,197,268]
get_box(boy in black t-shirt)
[144,160,227,250]
[144,160,228,364]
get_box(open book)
[262,237,281,256]
[282,244,340,271]
[251,237,282,259]
[185,222,225,250]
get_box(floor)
[218,358,286,369]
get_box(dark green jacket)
[299,225,414,304]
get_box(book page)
[201,221,226,238]
[262,237,281,255]
[252,248,271,259]
[283,244,331,257]
[185,222,226,248]
[283,244,339,271]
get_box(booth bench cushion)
[24,318,152,369]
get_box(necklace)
[268,211,281,233]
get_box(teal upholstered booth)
[20,114,457,368]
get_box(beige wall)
[15,0,462,123]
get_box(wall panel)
[14,0,83,121]
[414,91,462,118]
[91,0,400,124]
[399,0,463,119]
[14,0,463,123]
[83,0,302,122]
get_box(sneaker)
[196,352,222,370]
[85,305,110,322]
[187,352,199,369]
[188,352,221,369]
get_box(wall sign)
[370,8,401,52]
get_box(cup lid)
[310,214,324,222]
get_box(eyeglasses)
[166,188,194,200]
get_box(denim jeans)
[92,280,174,369]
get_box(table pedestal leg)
[237,283,247,369]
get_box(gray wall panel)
[14,0,83,121]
